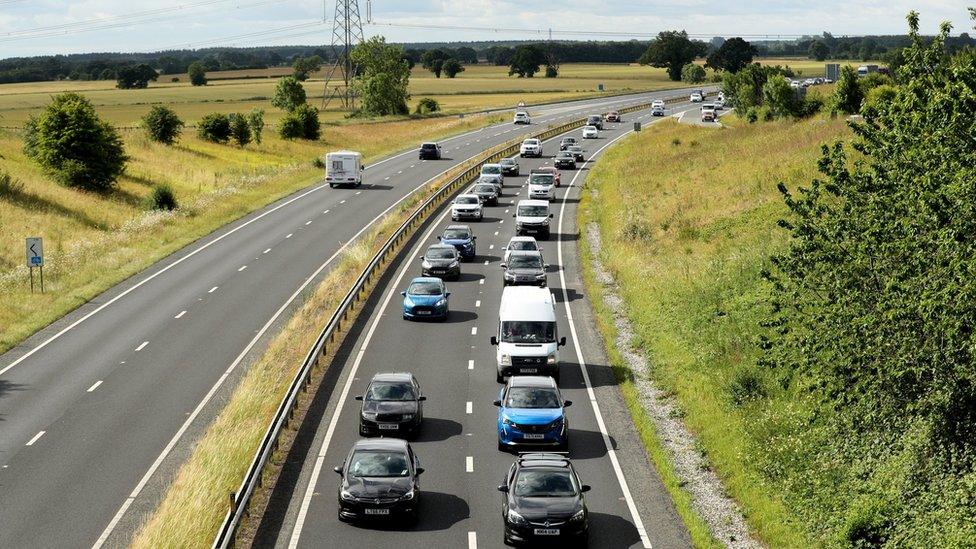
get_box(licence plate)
[417,310,431,315]
[523,433,545,440]
[365,508,390,515]
[519,368,537,374]
[378,424,399,430]
[534,528,559,536]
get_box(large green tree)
[187,61,207,86]
[23,93,127,191]
[442,58,464,78]
[421,49,449,77]
[271,76,307,112]
[292,55,322,81]
[351,36,410,116]
[834,64,864,114]
[705,37,758,73]
[639,30,708,81]
[508,45,545,78]
[116,63,158,89]
[808,39,830,61]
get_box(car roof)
[499,286,555,320]
[482,163,501,168]
[532,167,557,173]
[509,375,557,388]
[517,199,550,207]
[426,244,457,252]
[353,438,410,451]
[522,138,540,143]
[557,151,574,156]
[409,276,445,284]
[500,157,517,163]
[516,452,573,469]
[508,236,537,242]
[371,372,416,383]
[457,193,480,199]
[508,250,543,259]
[421,142,439,146]
[446,224,472,231]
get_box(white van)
[514,199,553,239]
[325,150,363,188]
[490,286,566,383]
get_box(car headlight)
[542,218,550,225]
[400,489,415,501]
[362,412,378,421]
[507,509,529,526]
[340,489,357,501]
[435,299,447,308]
[500,354,512,366]
[421,260,431,269]
[504,271,516,279]
[570,509,586,522]
[449,260,459,268]
[547,353,557,365]
[536,273,546,279]
[402,413,415,420]
[503,416,515,426]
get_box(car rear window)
[421,143,437,149]
[443,229,470,239]
[348,451,410,478]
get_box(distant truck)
[857,64,879,77]
[325,150,363,188]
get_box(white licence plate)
[378,424,399,430]
[534,528,559,536]
[365,508,390,515]
[520,368,537,374]
[417,310,431,315]
[523,433,545,440]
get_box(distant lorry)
[325,150,363,188]
[857,65,879,77]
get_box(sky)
[0,0,972,58]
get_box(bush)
[23,92,127,192]
[187,62,207,86]
[415,97,440,115]
[246,108,265,144]
[279,104,320,140]
[142,105,184,145]
[116,63,158,89]
[744,107,759,123]
[0,169,24,198]
[228,113,251,147]
[680,63,706,83]
[197,113,231,143]
[442,58,464,78]
[271,76,307,112]
[144,184,178,211]
[834,65,864,114]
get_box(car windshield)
[457,196,479,205]
[443,229,470,240]
[585,126,596,131]
[501,159,516,166]
[523,140,539,146]
[508,255,542,269]
[558,153,573,159]
[348,450,410,477]
[367,381,417,401]
[474,185,495,193]
[562,138,575,143]
[500,320,555,343]
[518,205,549,217]
[408,281,444,295]
[506,387,561,408]
[509,240,538,251]
[426,248,455,260]
[482,166,501,174]
[513,470,577,497]
[529,175,554,186]
[421,144,437,149]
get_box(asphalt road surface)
[0,88,708,549]
[254,101,704,549]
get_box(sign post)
[26,237,44,293]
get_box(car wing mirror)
[436,236,442,241]
[563,400,573,407]
[559,336,567,347]
[549,213,554,219]
[493,399,501,406]
[512,214,517,218]
[580,484,591,493]
[333,466,344,475]
[472,236,477,240]
[400,291,406,296]
[416,467,425,476]
[490,336,499,346]
[418,395,427,401]
[544,264,550,269]
[354,395,364,401]
[497,484,509,492]
[500,263,507,269]
[445,292,451,297]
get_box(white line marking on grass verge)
[174,311,186,319]
[135,341,148,352]
[288,201,455,549]
[87,381,103,392]
[555,124,657,549]
[25,431,45,446]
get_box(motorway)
[252,101,703,548]
[0,88,704,548]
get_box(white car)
[451,194,483,221]
[582,125,599,139]
[701,106,716,122]
[514,111,531,125]
[651,99,665,109]
[520,138,543,158]
[690,92,703,102]
[502,236,542,264]
[527,172,556,201]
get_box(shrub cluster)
[279,104,320,140]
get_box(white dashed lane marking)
[466,401,473,414]
[25,431,45,446]
[87,380,103,392]
[471,327,478,335]
[468,360,474,370]
[263,248,272,254]
[238,265,247,272]
[466,456,474,472]
[135,341,149,352]
[174,310,187,319]
[209,286,219,293]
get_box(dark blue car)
[401,277,450,320]
[438,224,477,261]
[494,376,570,452]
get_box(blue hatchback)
[494,376,571,451]
[438,225,477,261]
[401,277,450,320]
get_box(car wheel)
[498,440,509,452]
[403,314,409,320]
[552,370,561,384]
[503,532,515,547]
[496,372,505,383]
[329,183,336,188]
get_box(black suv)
[335,438,424,523]
[498,453,590,546]
[419,142,442,160]
[500,157,520,176]
[554,151,576,170]
[356,372,426,436]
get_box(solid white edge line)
[25,431,45,446]
[87,380,103,393]
[552,107,690,549]
[93,156,480,549]
[287,196,455,549]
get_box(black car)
[471,183,500,206]
[421,244,461,279]
[335,438,424,523]
[502,251,548,287]
[500,157,520,176]
[585,114,604,130]
[499,453,590,546]
[558,137,578,151]
[567,146,585,162]
[356,372,426,436]
[419,142,442,160]
[554,152,576,170]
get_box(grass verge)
[578,115,850,547]
[128,132,527,547]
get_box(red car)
[605,111,620,122]
[531,166,561,187]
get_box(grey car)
[421,244,461,280]
[500,158,520,176]
[471,183,499,206]
[501,250,548,287]
[567,145,585,162]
